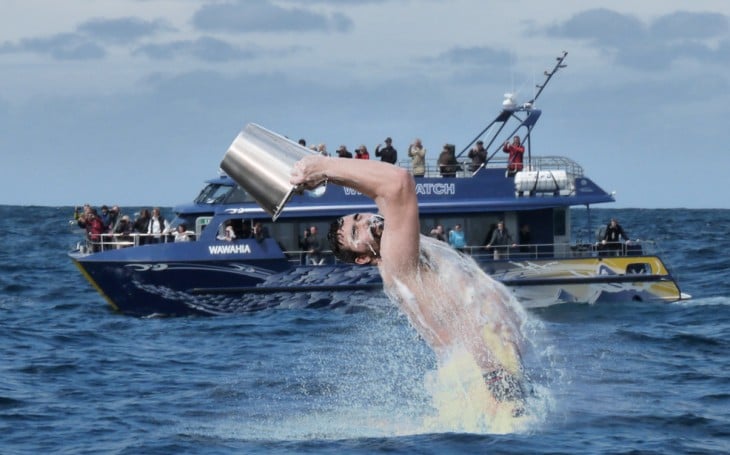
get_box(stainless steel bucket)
[220,123,322,221]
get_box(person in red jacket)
[502,136,525,177]
[77,209,106,252]
[354,145,370,160]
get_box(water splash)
[381,235,554,433]
[192,234,560,439]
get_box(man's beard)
[363,214,384,257]
[368,214,384,241]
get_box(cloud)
[77,17,172,44]
[0,16,169,60]
[0,33,106,60]
[191,0,354,33]
[434,46,513,66]
[419,45,514,85]
[547,8,647,48]
[546,9,730,70]
[650,11,728,41]
[134,36,259,62]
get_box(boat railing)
[75,232,657,266]
[281,240,657,265]
[461,239,657,261]
[396,155,584,179]
[76,232,191,253]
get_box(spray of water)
[196,235,560,440]
[380,235,555,433]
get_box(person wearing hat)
[336,145,353,158]
[468,140,487,172]
[374,136,397,164]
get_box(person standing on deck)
[502,136,524,177]
[375,137,398,164]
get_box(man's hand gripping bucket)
[220,123,325,221]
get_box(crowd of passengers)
[76,202,630,260]
[75,204,192,251]
[296,134,525,178]
[217,219,269,242]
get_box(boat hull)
[71,253,686,316]
[483,254,686,308]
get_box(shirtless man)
[290,155,529,417]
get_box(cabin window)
[626,263,652,275]
[215,218,252,240]
[553,208,566,236]
[264,221,331,253]
[420,215,498,248]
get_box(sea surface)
[1,206,729,454]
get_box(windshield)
[194,183,234,205]
[226,186,255,203]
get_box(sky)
[1,0,729,208]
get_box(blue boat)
[69,52,689,316]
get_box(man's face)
[337,212,383,259]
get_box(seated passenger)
[252,222,269,242]
[174,224,192,242]
[217,220,236,241]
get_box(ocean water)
[1,206,729,454]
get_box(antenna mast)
[529,50,568,105]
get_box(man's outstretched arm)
[290,156,420,273]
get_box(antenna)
[528,50,568,105]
